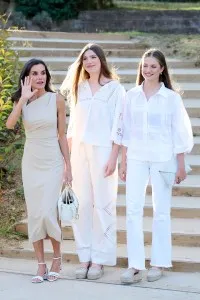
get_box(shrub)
[15,0,114,21]
[32,11,53,30]
[0,16,24,189]
[10,11,28,29]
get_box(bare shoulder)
[56,92,65,109]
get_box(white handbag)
[58,186,79,222]
[159,157,192,187]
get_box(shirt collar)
[139,82,168,98]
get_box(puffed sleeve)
[122,92,131,147]
[110,84,126,145]
[172,93,193,154]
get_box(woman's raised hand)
[19,76,38,104]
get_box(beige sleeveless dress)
[22,92,64,243]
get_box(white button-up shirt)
[67,80,125,147]
[122,83,193,162]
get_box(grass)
[105,31,200,62]
[114,1,200,11]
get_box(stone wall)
[60,10,200,34]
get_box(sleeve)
[121,93,131,147]
[172,93,193,154]
[110,85,126,145]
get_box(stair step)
[15,215,200,247]
[49,69,200,84]
[184,100,200,118]
[2,239,200,272]
[8,37,141,50]
[190,118,200,136]
[54,82,200,99]
[192,137,200,155]
[8,30,132,40]
[11,47,145,58]
[19,56,197,70]
[117,195,200,218]
[118,175,200,196]
[186,155,200,174]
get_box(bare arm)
[175,153,186,184]
[119,146,127,182]
[6,77,38,129]
[104,143,120,177]
[57,93,72,184]
[6,101,23,129]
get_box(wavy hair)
[60,43,119,104]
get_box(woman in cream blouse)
[61,43,125,280]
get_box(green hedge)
[117,0,200,2]
[15,0,114,21]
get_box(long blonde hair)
[60,43,119,104]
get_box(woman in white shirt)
[119,49,193,283]
[60,43,125,280]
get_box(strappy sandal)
[32,262,48,283]
[47,257,62,282]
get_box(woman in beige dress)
[6,59,72,283]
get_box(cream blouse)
[67,80,125,147]
[122,83,194,162]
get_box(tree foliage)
[15,0,114,21]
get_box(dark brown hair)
[12,58,54,103]
[136,48,174,90]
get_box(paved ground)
[1,272,200,300]
[0,257,200,300]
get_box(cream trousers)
[71,142,118,266]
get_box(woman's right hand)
[119,161,127,182]
[19,76,38,105]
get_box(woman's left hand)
[63,166,73,186]
[104,157,117,177]
[175,168,187,184]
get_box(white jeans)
[126,159,173,270]
[71,142,118,266]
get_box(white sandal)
[47,257,62,282]
[32,262,48,283]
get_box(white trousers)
[126,159,173,270]
[71,142,118,266]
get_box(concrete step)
[192,137,200,155]
[117,154,200,175]
[2,239,200,272]
[8,30,132,40]
[117,195,200,218]
[8,37,142,50]
[190,118,200,136]
[15,215,200,247]
[11,46,145,58]
[184,100,200,118]
[119,175,200,196]
[19,56,197,70]
[186,155,200,174]
[49,69,200,84]
[55,83,200,99]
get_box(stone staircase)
[4,30,200,272]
